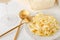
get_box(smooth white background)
[0,0,60,40]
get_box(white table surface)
[0,0,34,40]
[0,0,60,40]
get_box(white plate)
[25,6,60,40]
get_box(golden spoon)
[0,10,32,39]
[14,10,32,40]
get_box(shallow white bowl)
[25,11,60,40]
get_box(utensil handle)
[0,22,24,37]
[14,20,23,40]
[14,26,21,40]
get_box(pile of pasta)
[29,13,59,36]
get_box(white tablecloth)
[0,0,60,40]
